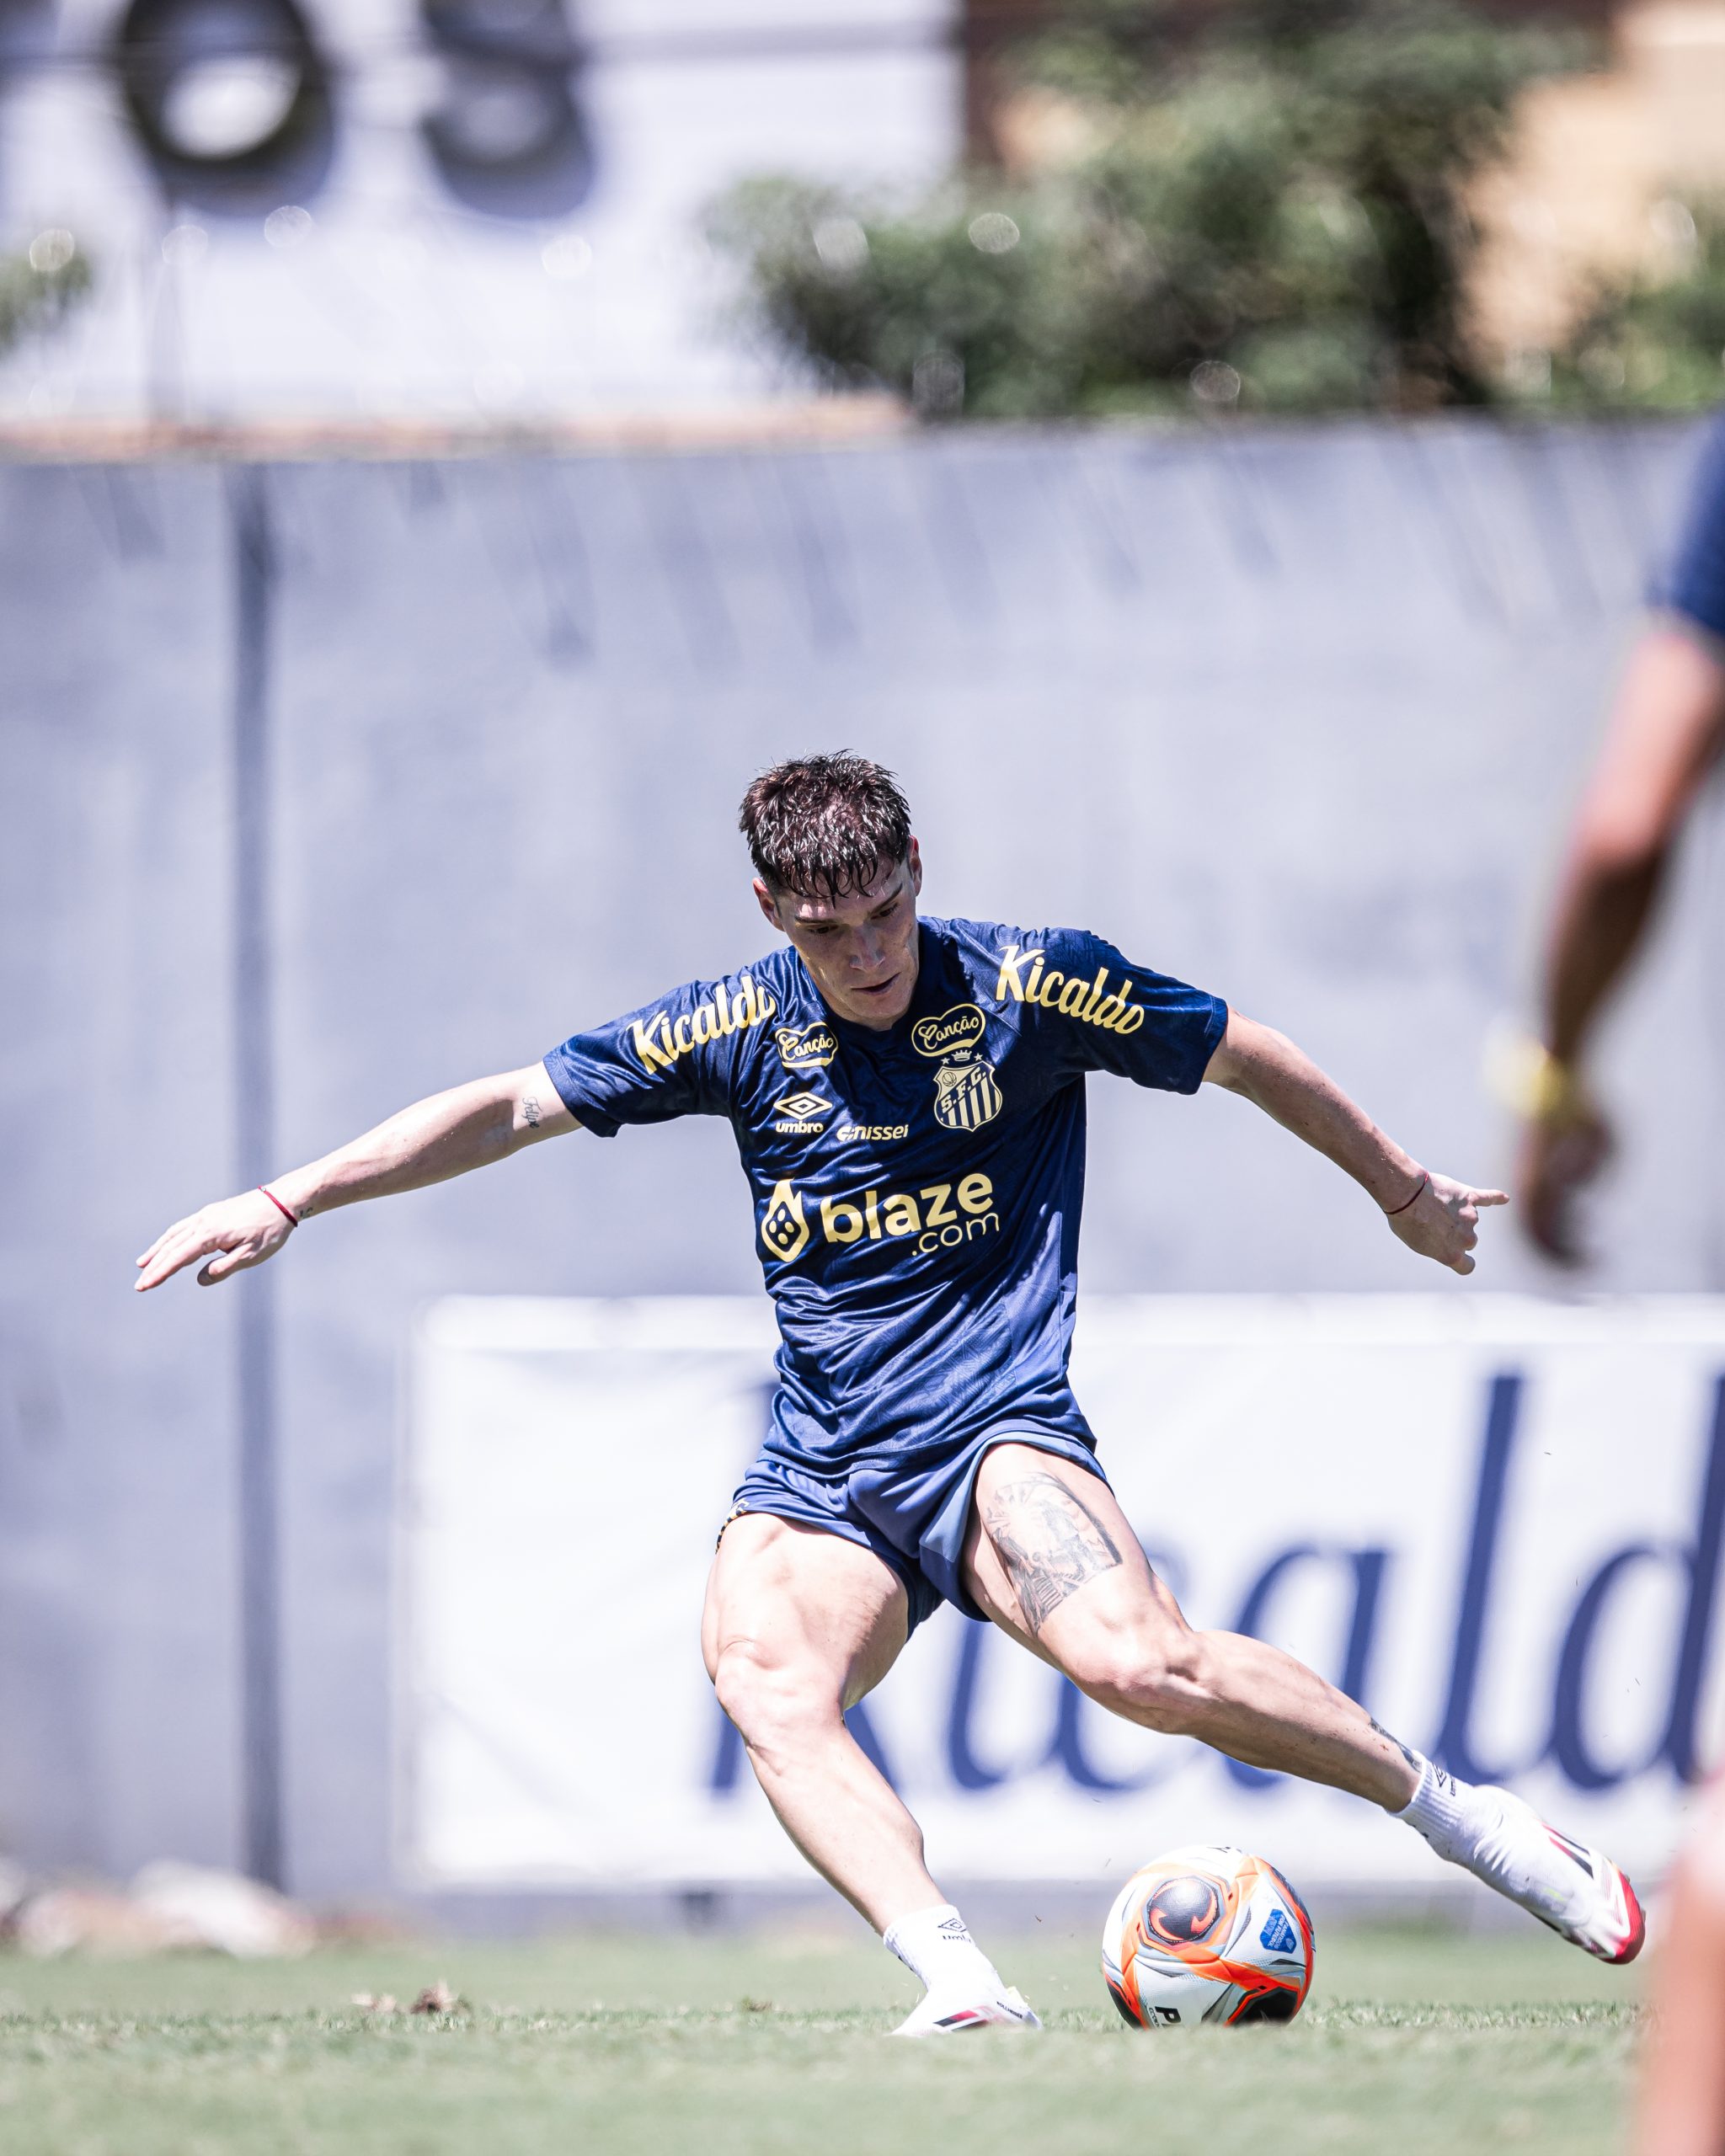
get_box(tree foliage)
[708,0,1584,418]
[1546,203,1725,412]
[0,233,92,362]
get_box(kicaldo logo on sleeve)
[994,947,1144,1034]
[759,1173,999,1264]
[632,974,776,1075]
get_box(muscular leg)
[702,1512,938,1929]
[706,1511,1042,2031]
[962,1444,1644,1964]
[962,1444,1417,1806]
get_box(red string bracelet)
[1384,1171,1429,1218]
[258,1185,299,1230]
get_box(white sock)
[1396,1753,1480,1863]
[883,1903,1007,2001]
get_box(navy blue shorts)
[724,1423,1110,1632]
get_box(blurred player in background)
[1636,1775,1725,2156]
[138,755,1642,2035]
[1516,423,1725,1262]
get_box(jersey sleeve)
[996,926,1227,1094]
[1653,417,1725,646]
[542,970,771,1136]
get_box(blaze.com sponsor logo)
[760,1173,997,1264]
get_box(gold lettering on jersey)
[882,1192,920,1235]
[761,1174,997,1265]
[911,1005,986,1059]
[776,1022,837,1070]
[992,947,1146,1035]
[631,972,778,1076]
[820,1196,865,1245]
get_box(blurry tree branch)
[1550,204,1725,412]
[708,0,1590,419]
[0,232,92,361]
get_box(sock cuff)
[1398,1755,1471,1844]
[884,1903,965,1962]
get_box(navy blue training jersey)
[544,916,1227,1468]
[1656,415,1725,643]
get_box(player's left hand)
[1386,1171,1508,1275]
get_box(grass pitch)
[0,1922,1640,2156]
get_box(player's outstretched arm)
[134,1061,577,1292]
[1202,1012,1504,1275]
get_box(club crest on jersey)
[912,1002,1004,1132]
[776,1022,836,1071]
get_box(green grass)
[0,1924,1642,2156]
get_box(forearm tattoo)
[1369,1715,1420,1770]
[522,1092,542,1129]
[982,1470,1123,1634]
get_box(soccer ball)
[1102,1844,1315,2030]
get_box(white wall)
[0,0,960,421]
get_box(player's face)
[755,842,923,1030]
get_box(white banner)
[400,1296,1725,1890]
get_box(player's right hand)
[135,1190,296,1291]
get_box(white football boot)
[890,1987,1043,2038]
[1459,1787,1645,1962]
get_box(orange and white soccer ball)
[1102,1844,1315,2029]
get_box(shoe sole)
[892,2004,1043,2038]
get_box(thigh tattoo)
[982,1470,1122,1634]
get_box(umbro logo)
[772,1090,831,1134]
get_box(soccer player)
[137,755,1643,2033]
[1515,419,1725,1262]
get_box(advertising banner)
[402,1296,1725,1889]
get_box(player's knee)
[710,1639,834,1764]
[1070,1620,1214,1733]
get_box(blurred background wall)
[6,420,1722,1902]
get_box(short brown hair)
[738,754,912,899]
